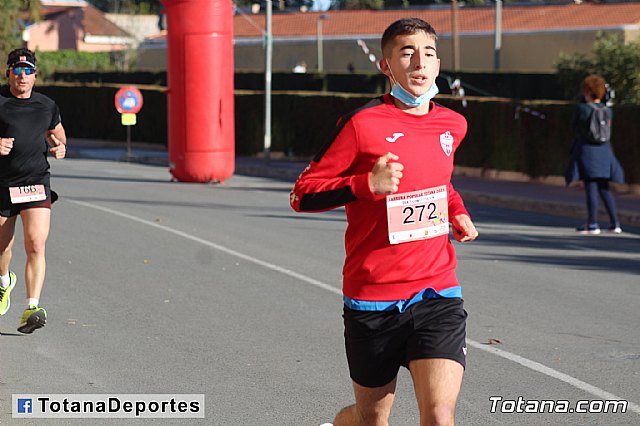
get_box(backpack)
[586,103,611,144]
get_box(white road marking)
[68,198,640,415]
[565,244,591,251]
[516,235,542,242]
[67,199,340,296]
[467,341,640,414]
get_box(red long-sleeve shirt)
[291,95,470,301]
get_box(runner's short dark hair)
[381,18,438,56]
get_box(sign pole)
[126,125,132,161]
[114,85,144,162]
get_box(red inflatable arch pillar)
[162,0,234,183]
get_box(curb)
[234,164,301,181]
[65,149,640,230]
[459,191,640,229]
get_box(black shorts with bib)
[0,186,56,217]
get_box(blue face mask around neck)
[390,81,439,108]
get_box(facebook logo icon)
[17,398,32,413]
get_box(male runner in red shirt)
[291,18,478,425]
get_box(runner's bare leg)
[334,378,397,426]
[0,215,17,277]
[20,208,50,300]
[410,358,464,426]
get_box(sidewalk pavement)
[64,138,640,230]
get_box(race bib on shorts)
[9,185,46,204]
[386,185,449,245]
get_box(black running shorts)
[343,297,467,388]
[0,186,56,217]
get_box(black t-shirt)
[0,85,61,187]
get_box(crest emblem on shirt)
[385,132,404,143]
[440,131,453,157]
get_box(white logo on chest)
[440,131,453,156]
[385,132,404,143]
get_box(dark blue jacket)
[565,102,624,185]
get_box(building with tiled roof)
[137,3,640,73]
[25,0,134,52]
[105,13,164,47]
[235,3,640,38]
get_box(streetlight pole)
[263,0,273,163]
[451,0,460,72]
[494,0,503,71]
[316,14,329,72]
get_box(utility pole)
[494,0,503,71]
[263,0,272,162]
[316,14,329,72]
[451,0,460,72]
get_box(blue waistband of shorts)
[343,285,462,312]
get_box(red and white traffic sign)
[114,86,144,114]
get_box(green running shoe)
[17,305,47,334]
[0,271,16,316]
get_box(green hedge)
[35,51,132,80]
[35,85,639,183]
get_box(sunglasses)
[10,67,36,76]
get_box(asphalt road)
[1,158,639,425]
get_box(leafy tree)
[556,32,640,104]
[0,0,24,63]
[23,0,41,22]
[0,0,43,65]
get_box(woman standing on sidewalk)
[565,74,624,234]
